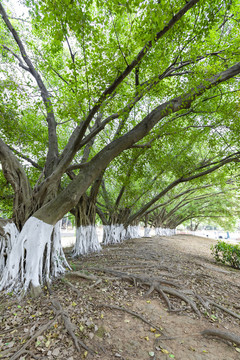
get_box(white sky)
[2,0,29,19]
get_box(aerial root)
[97,303,165,335]
[50,298,94,354]
[202,329,240,346]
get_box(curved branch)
[57,0,201,171]
[33,61,240,224]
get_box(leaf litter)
[0,234,240,359]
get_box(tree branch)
[8,146,43,171]
[0,3,58,175]
[57,0,201,172]
[33,61,240,224]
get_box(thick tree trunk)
[155,227,176,236]
[125,225,141,239]
[0,217,70,296]
[72,193,101,257]
[73,225,101,256]
[0,220,19,273]
[144,227,151,237]
[143,214,151,237]
[102,224,127,245]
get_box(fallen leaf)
[52,347,60,356]
[45,339,51,348]
[236,348,240,353]
[161,349,169,354]
[146,300,151,303]
[6,341,15,348]
[150,327,156,332]
[149,351,155,357]
[189,346,196,351]
[155,333,161,338]
[144,336,149,341]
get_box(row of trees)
[0,0,240,295]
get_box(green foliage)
[1,0,240,225]
[211,241,240,269]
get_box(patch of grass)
[211,241,240,269]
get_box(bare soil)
[0,234,240,360]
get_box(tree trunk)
[72,193,101,257]
[0,217,70,296]
[102,224,127,245]
[0,219,19,273]
[144,227,151,237]
[155,227,176,236]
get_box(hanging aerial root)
[97,303,165,335]
[51,298,94,354]
[202,329,240,346]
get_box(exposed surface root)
[97,303,165,335]
[202,329,240,346]
[1,234,240,360]
[203,297,240,321]
[83,268,201,316]
[51,298,94,354]
[66,270,98,281]
[77,265,240,322]
[61,278,81,298]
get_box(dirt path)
[0,235,240,360]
